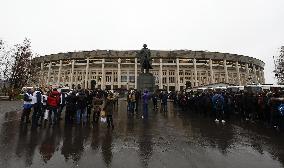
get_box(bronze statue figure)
[137,44,152,73]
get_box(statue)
[137,44,152,73]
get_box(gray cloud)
[0,0,283,83]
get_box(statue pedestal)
[137,73,156,92]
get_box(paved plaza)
[0,99,284,168]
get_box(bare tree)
[0,38,38,97]
[0,40,13,81]
[9,38,34,91]
[0,39,14,95]
[274,46,284,85]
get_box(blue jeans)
[49,107,58,124]
[143,103,148,118]
[162,103,167,112]
[77,108,87,124]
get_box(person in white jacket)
[31,89,43,127]
[21,89,33,124]
[38,91,48,126]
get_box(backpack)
[48,96,58,107]
[278,104,284,116]
[24,93,31,102]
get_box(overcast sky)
[1,0,283,83]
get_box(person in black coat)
[65,92,77,124]
[76,90,87,124]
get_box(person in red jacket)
[47,88,60,125]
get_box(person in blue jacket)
[212,92,225,123]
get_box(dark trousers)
[87,105,92,119]
[161,103,167,112]
[107,115,113,128]
[65,105,75,124]
[58,104,65,119]
[135,101,139,112]
[153,101,158,110]
[76,108,87,124]
[32,103,42,127]
[129,102,135,113]
[49,107,58,125]
[39,105,47,123]
[21,108,31,123]
[143,103,148,118]
[93,110,100,123]
[216,109,224,121]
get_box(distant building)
[32,50,265,92]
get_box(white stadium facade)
[33,50,265,91]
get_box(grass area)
[15,94,24,100]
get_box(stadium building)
[33,50,265,91]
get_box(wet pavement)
[0,99,284,168]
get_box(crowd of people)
[21,86,284,130]
[21,88,118,129]
[126,87,284,130]
[169,88,284,129]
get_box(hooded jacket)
[47,91,60,107]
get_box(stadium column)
[236,61,241,86]
[96,69,99,88]
[198,71,201,85]
[75,71,78,86]
[257,67,261,84]
[166,70,169,92]
[260,68,264,84]
[176,58,180,91]
[62,72,65,83]
[190,70,194,87]
[159,58,163,89]
[84,57,89,89]
[209,59,214,84]
[193,58,198,87]
[118,58,121,88]
[57,60,62,85]
[245,63,249,85]
[88,67,91,89]
[47,62,52,85]
[102,58,105,90]
[40,62,44,86]
[70,60,75,88]
[127,70,129,90]
[111,70,114,90]
[183,69,186,89]
[253,65,257,84]
[261,70,265,84]
[205,70,209,85]
[135,58,138,89]
[224,59,229,83]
